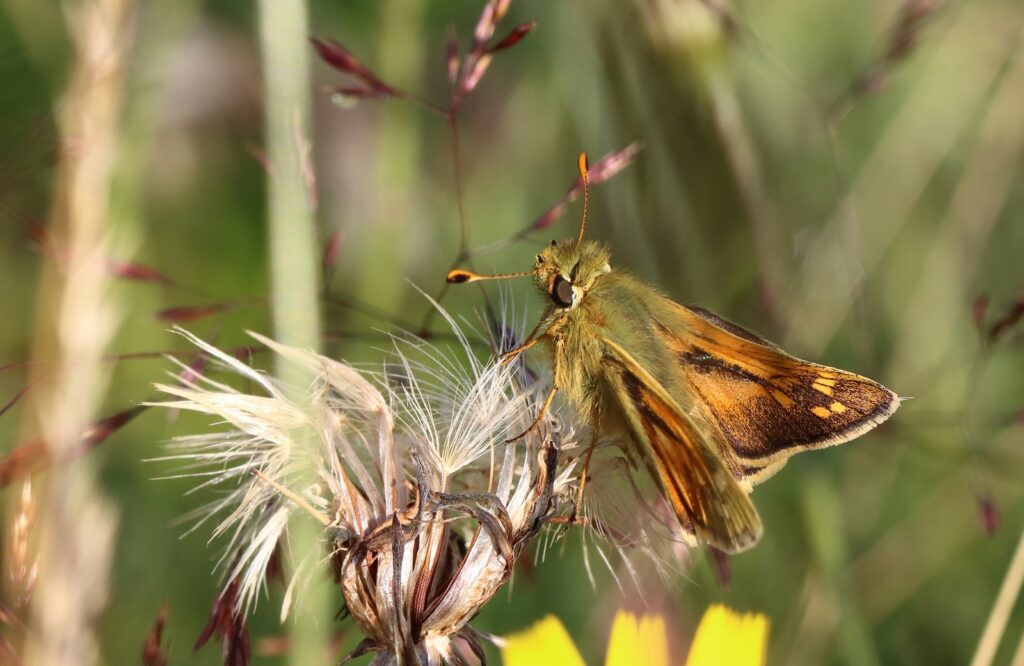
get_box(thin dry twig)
[970,528,1024,666]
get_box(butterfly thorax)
[532,241,676,425]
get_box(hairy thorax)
[548,298,608,424]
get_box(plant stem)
[970,528,1024,666]
[258,0,329,663]
[23,0,130,662]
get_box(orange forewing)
[657,304,899,484]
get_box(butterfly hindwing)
[599,336,763,553]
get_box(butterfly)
[447,154,899,552]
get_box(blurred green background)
[1,0,1023,664]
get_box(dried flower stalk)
[21,0,129,663]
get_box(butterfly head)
[533,239,611,310]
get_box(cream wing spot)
[811,406,832,419]
[771,389,795,409]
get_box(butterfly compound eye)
[550,275,574,308]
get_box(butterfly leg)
[498,316,548,365]
[498,335,542,366]
[505,333,563,443]
[505,383,558,443]
[568,428,599,524]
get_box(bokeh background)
[1,0,1023,664]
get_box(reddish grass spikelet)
[0,404,146,486]
[886,0,943,62]
[471,0,505,47]
[110,260,175,286]
[178,351,209,386]
[30,228,178,289]
[460,54,494,97]
[845,0,942,102]
[488,20,537,53]
[987,292,1024,342]
[972,294,989,331]
[455,0,526,103]
[157,302,233,323]
[166,351,211,423]
[322,229,343,282]
[531,142,641,231]
[310,37,395,96]
[82,404,148,447]
[195,577,250,666]
[142,606,170,666]
[264,540,285,588]
[978,496,1000,536]
[25,221,51,252]
[0,442,45,487]
[233,346,256,364]
[587,142,643,183]
[532,201,568,232]
[314,1,533,130]
[25,221,67,266]
[446,26,460,85]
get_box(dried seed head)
[152,308,578,663]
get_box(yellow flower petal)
[605,611,668,666]
[502,615,585,666]
[685,604,770,666]
[605,611,638,666]
[639,614,669,666]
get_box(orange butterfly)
[448,155,898,552]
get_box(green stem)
[257,1,329,664]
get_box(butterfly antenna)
[577,152,590,244]
[446,268,533,284]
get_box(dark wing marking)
[600,336,763,553]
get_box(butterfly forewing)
[599,336,763,553]
[657,302,899,483]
